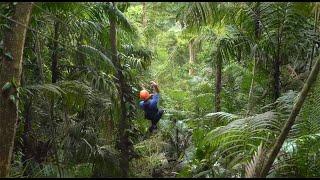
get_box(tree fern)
[272,73,320,177]
[245,143,266,177]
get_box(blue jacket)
[139,93,160,120]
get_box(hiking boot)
[149,125,157,133]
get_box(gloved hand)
[150,81,160,93]
[150,81,157,87]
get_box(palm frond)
[79,45,115,71]
[23,83,65,97]
[245,143,266,177]
[204,112,239,123]
[103,2,137,36]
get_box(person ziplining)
[139,81,164,133]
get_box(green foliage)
[3,2,320,178]
[273,74,320,177]
[130,134,170,177]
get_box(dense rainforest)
[0,2,320,178]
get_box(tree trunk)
[247,2,261,115]
[109,2,129,177]
[142,2,147,28]
[254,2,261,38]
[189,39,195,76]
[309,5,319,71]
[173,118,180,158]
[77,34,85,66]
[247,54,257,115]
[22,98,33,177]
[215,45,222,112]
[105,109,114,145]
[273,53,281,101]
[49,19,62,177]
[260,56,320,177]
[51,20,60,83]
[106,118,114,145]
[273,29,281,101]
[0,2,33,177]
[236,47,241,63]
[35,33,44,83]
[20,45,33,176]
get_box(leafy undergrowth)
[130,130,183,177]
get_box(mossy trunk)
[0,2,33,177]
[109,2,129,177]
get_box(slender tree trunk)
[35,34,44,83]
[237,47,241,63]
[247,2,261,115]
[215,45,222,112]
[309,6,319,70]
[174,118,180,158]
[106,118,114,145]
[274,52,281,101]
[142,2,147,28]
[0,3,33,177]
[260,56,320,177]
[254,2,261,38]
[50,98,62,177]
[247,55,257,115]
[189,39,195,76]
[273,29,281,101]
[22,98,33,177]
[106,109,114,145]
[50,20,62,177]
[109,2,129,177]
[51,20,60,83]
[20,45,33,177]
[77,34,85,66]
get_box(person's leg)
[154,109,164,125]
[149,119,157,133]
[148,110,164,133]
[149,110,164,132]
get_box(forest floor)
[131,128,184,178]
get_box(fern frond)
[205,112,239,123]
[245,143,266,177]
